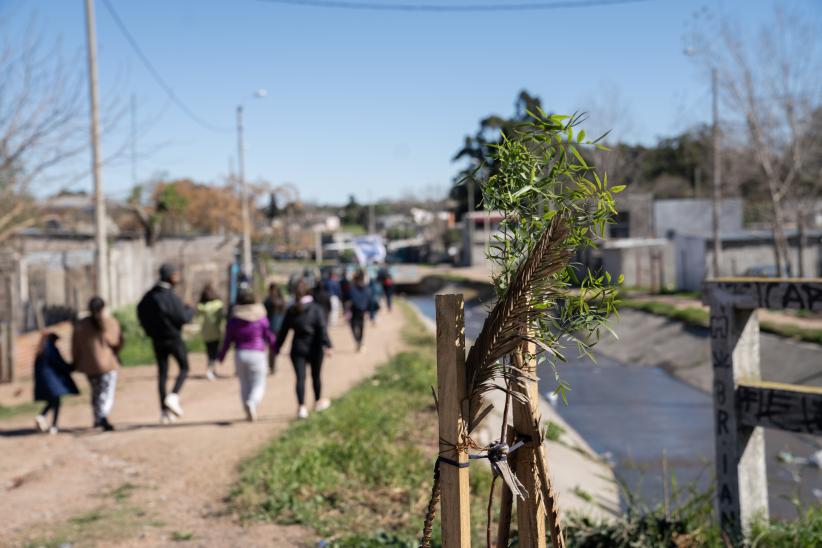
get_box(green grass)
[171,531,194,542]
[0,401,47,420]
[23,501,159,547]
[621,298,822,346]
[544,420,566,443]
[0,395,82,421]
[620,299,710,328]
[113,305,204,366]
[231,303,492,546]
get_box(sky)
[1,0,820,204]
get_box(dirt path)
[0,308,407,547]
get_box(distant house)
[461,211,504,267]
[653,198,743,239]
[40,191,123,237]
[674,230,822,291]
[609,192,654,239]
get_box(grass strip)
[113,305,204,366]
[231,303,492,546]
[621,299,822,345]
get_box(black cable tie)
[437,455,470,469]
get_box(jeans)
[291,351,324,406]
[350,310,365,346]
[205,340,220,364]
[383,285,393,311]
[235,349,268,409]
[152,338,189,411]
[88,370,118,421]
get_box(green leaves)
[478,111,622,402]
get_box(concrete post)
[710,301,767,539]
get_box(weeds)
[232,304,492,545]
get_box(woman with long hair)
[197,283,225,380]
[218,289,275,421]
[276,279,332,419]
[72,296,123,431]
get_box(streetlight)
[685,47,723,278]
[236,89,267,278]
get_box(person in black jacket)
[346,269,374,353]
[137,263,194,423]
[275,279,332,419]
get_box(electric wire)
[100,0,232,133]
[254,0,653,12]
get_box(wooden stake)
[512,345,547,548]
[436,294,471,547]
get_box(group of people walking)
[31,262,393,433]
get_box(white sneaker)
[35,414,48,433]
[160,410,177,424]
[244,403,257,422]
[206,368,216,381]
[297,405,309,419]
[164,393,184,417]
[314,399,331,412]
[48,426,58,435]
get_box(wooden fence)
[703,278,822,541]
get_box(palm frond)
[464,216,572,428]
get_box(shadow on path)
[0,414,295,438]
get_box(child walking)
[218,289,275,421]
[71,296,123,431]
[33,332,78,434]
[197,284,225,381]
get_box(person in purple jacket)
[218,289,275,421]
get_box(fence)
[0,234,238,382]
[703,278,822,541]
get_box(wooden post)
[496,428,516,548]
[512,344,547,548]
[436,294,471,547]
[709,301,767,540]
[4,275,16,383]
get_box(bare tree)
[0,20,89,242]
[692,9,822,276]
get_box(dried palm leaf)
[464,216,572,429]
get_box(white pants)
[88,370,118,421]
[235,349,267,409]
[330,295,341,326]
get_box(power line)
[100,0,232,133]
[254,0,653,12]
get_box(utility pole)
[236,106,252,278]
[84,0,109,300]
[711,67,723,278]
